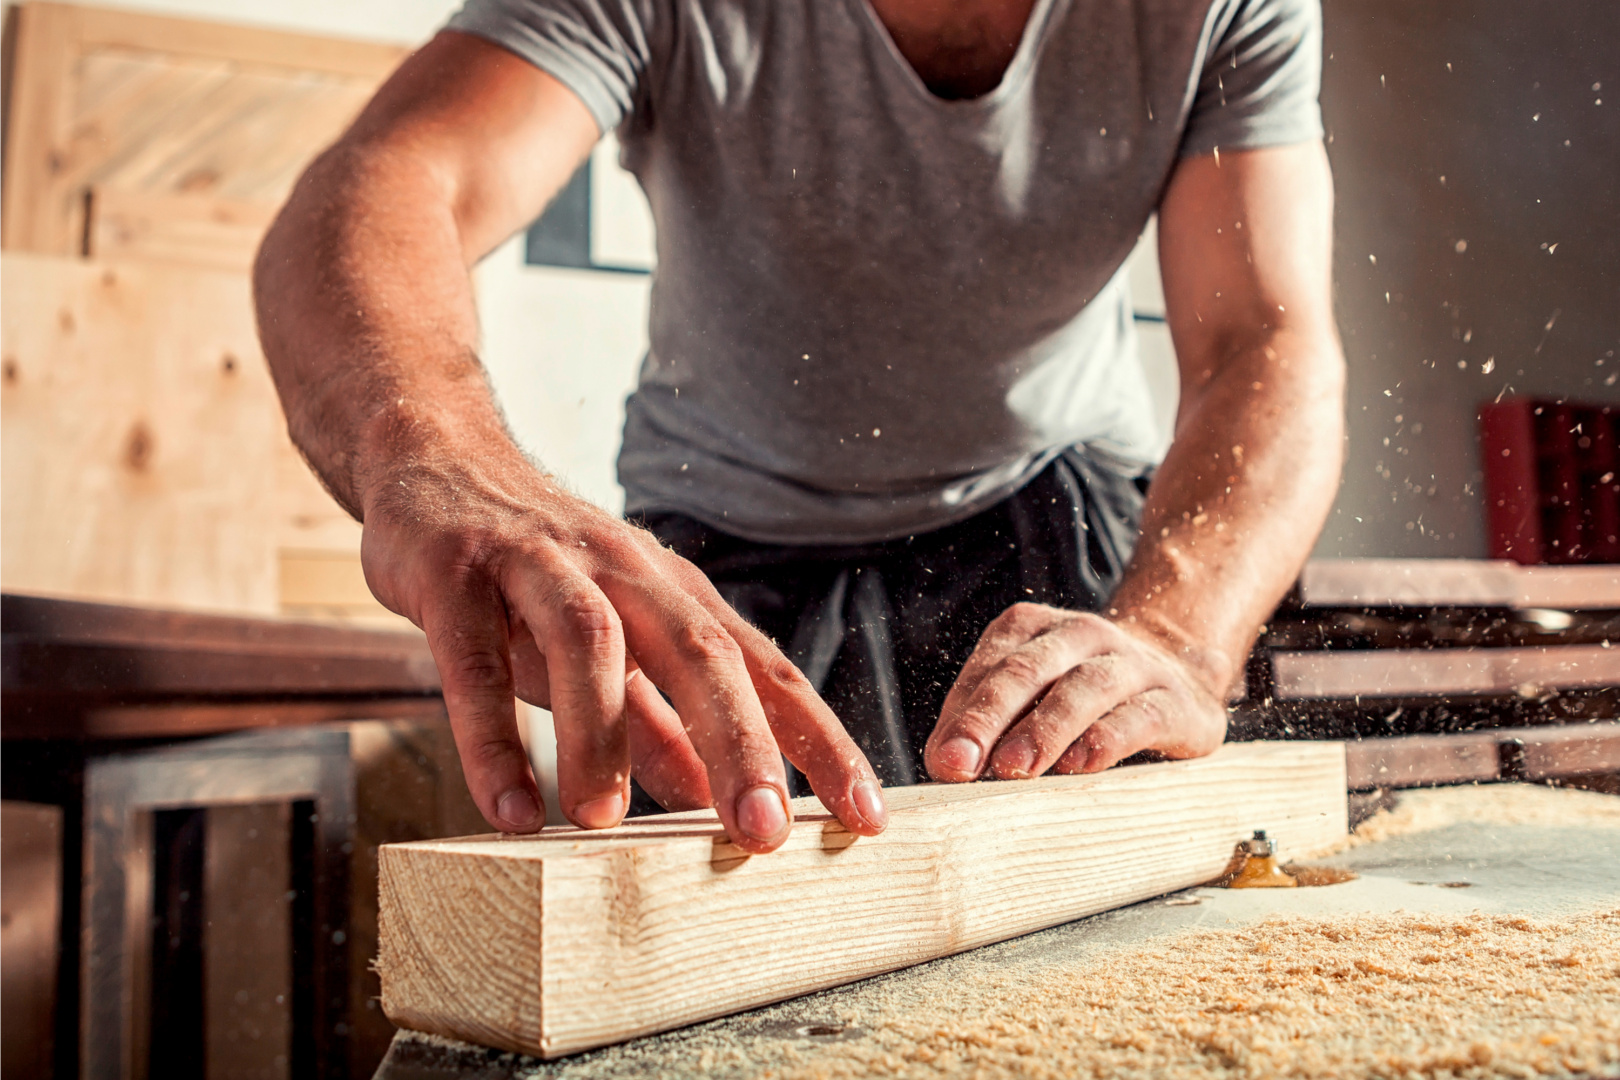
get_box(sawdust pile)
[1308,782,1620,859]
[758,909,1620,1080]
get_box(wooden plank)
[0,253,282,612]
[0,593,439,708]
[279,549,410,629]
[1,698,447,741]
[0,800,63,1079]
[50,1,405,77]
[86,187,277,271]
[1510,566,1620,612]
[0,3,81,252]
[377,741,1348,1058]
[1346,723,1620,790]
[348,720,490,1076]
[1510,722,1620,780]
[1299,558,1620,610]
[1345,731,1499,790]
[1271,644,1620,700]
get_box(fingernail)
[994,736,1038,778]
[573,793,626,830]
[936,736,983,777]
[735,785,788,842]
[497,788,541,829]
[852,779,888,830]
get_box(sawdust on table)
[1306,782,1620,859]
[744,908,1620,1080]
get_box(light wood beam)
[1271,644,1620,700]
[377,741,1347,1058]
[1299,558,1620,610]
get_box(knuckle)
[1085,722,1126,761]
[761,655,814,697]
[464,735,525,770]
[586,526,640,567]
[1002,601,1047,628]
[554,593,620,649]
[1065,656,1123,696]
[440,646,510,688]
[1131,691,1172,734]
[672,619,744,667]
[1072,611,1113,635]
[996,653,1046,686]
[629,526,669,557]
[434,528,505,576]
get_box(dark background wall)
[1314,0,1619,558]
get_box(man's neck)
[867,0,1039,100]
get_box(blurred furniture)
[80,729,353,1080]
[1235,558,1620,740]
[0,593,475,1080]
[2,801,63,1079]
[1480,397,1620,565]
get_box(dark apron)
[637,446,1151,801]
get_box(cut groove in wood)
[377,741,1347,1058]
[1271,645,1620,700]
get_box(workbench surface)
[372,788,1620,1080]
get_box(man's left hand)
[924,603,1228,781]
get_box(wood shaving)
[761,909,1620,1080]
[1308,783,1620,859]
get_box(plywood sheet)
[1,252,281,612]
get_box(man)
[254,0,1344,855]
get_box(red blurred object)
[1479,397,1620,564]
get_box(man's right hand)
[254,31,883,853]
[357,451,889,853]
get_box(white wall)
[474,237,650,513]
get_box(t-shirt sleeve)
[445,0,658,135]
[1179,0,1323,158]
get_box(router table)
[369,557,1620,1078]
[370,781,1620,1080]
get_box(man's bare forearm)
[1109,326,1345,698]
[254,141,525,520]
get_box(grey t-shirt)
[450,0,1322,544]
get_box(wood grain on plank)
[377,741,1347,1058]
[1271,645,1620,700]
